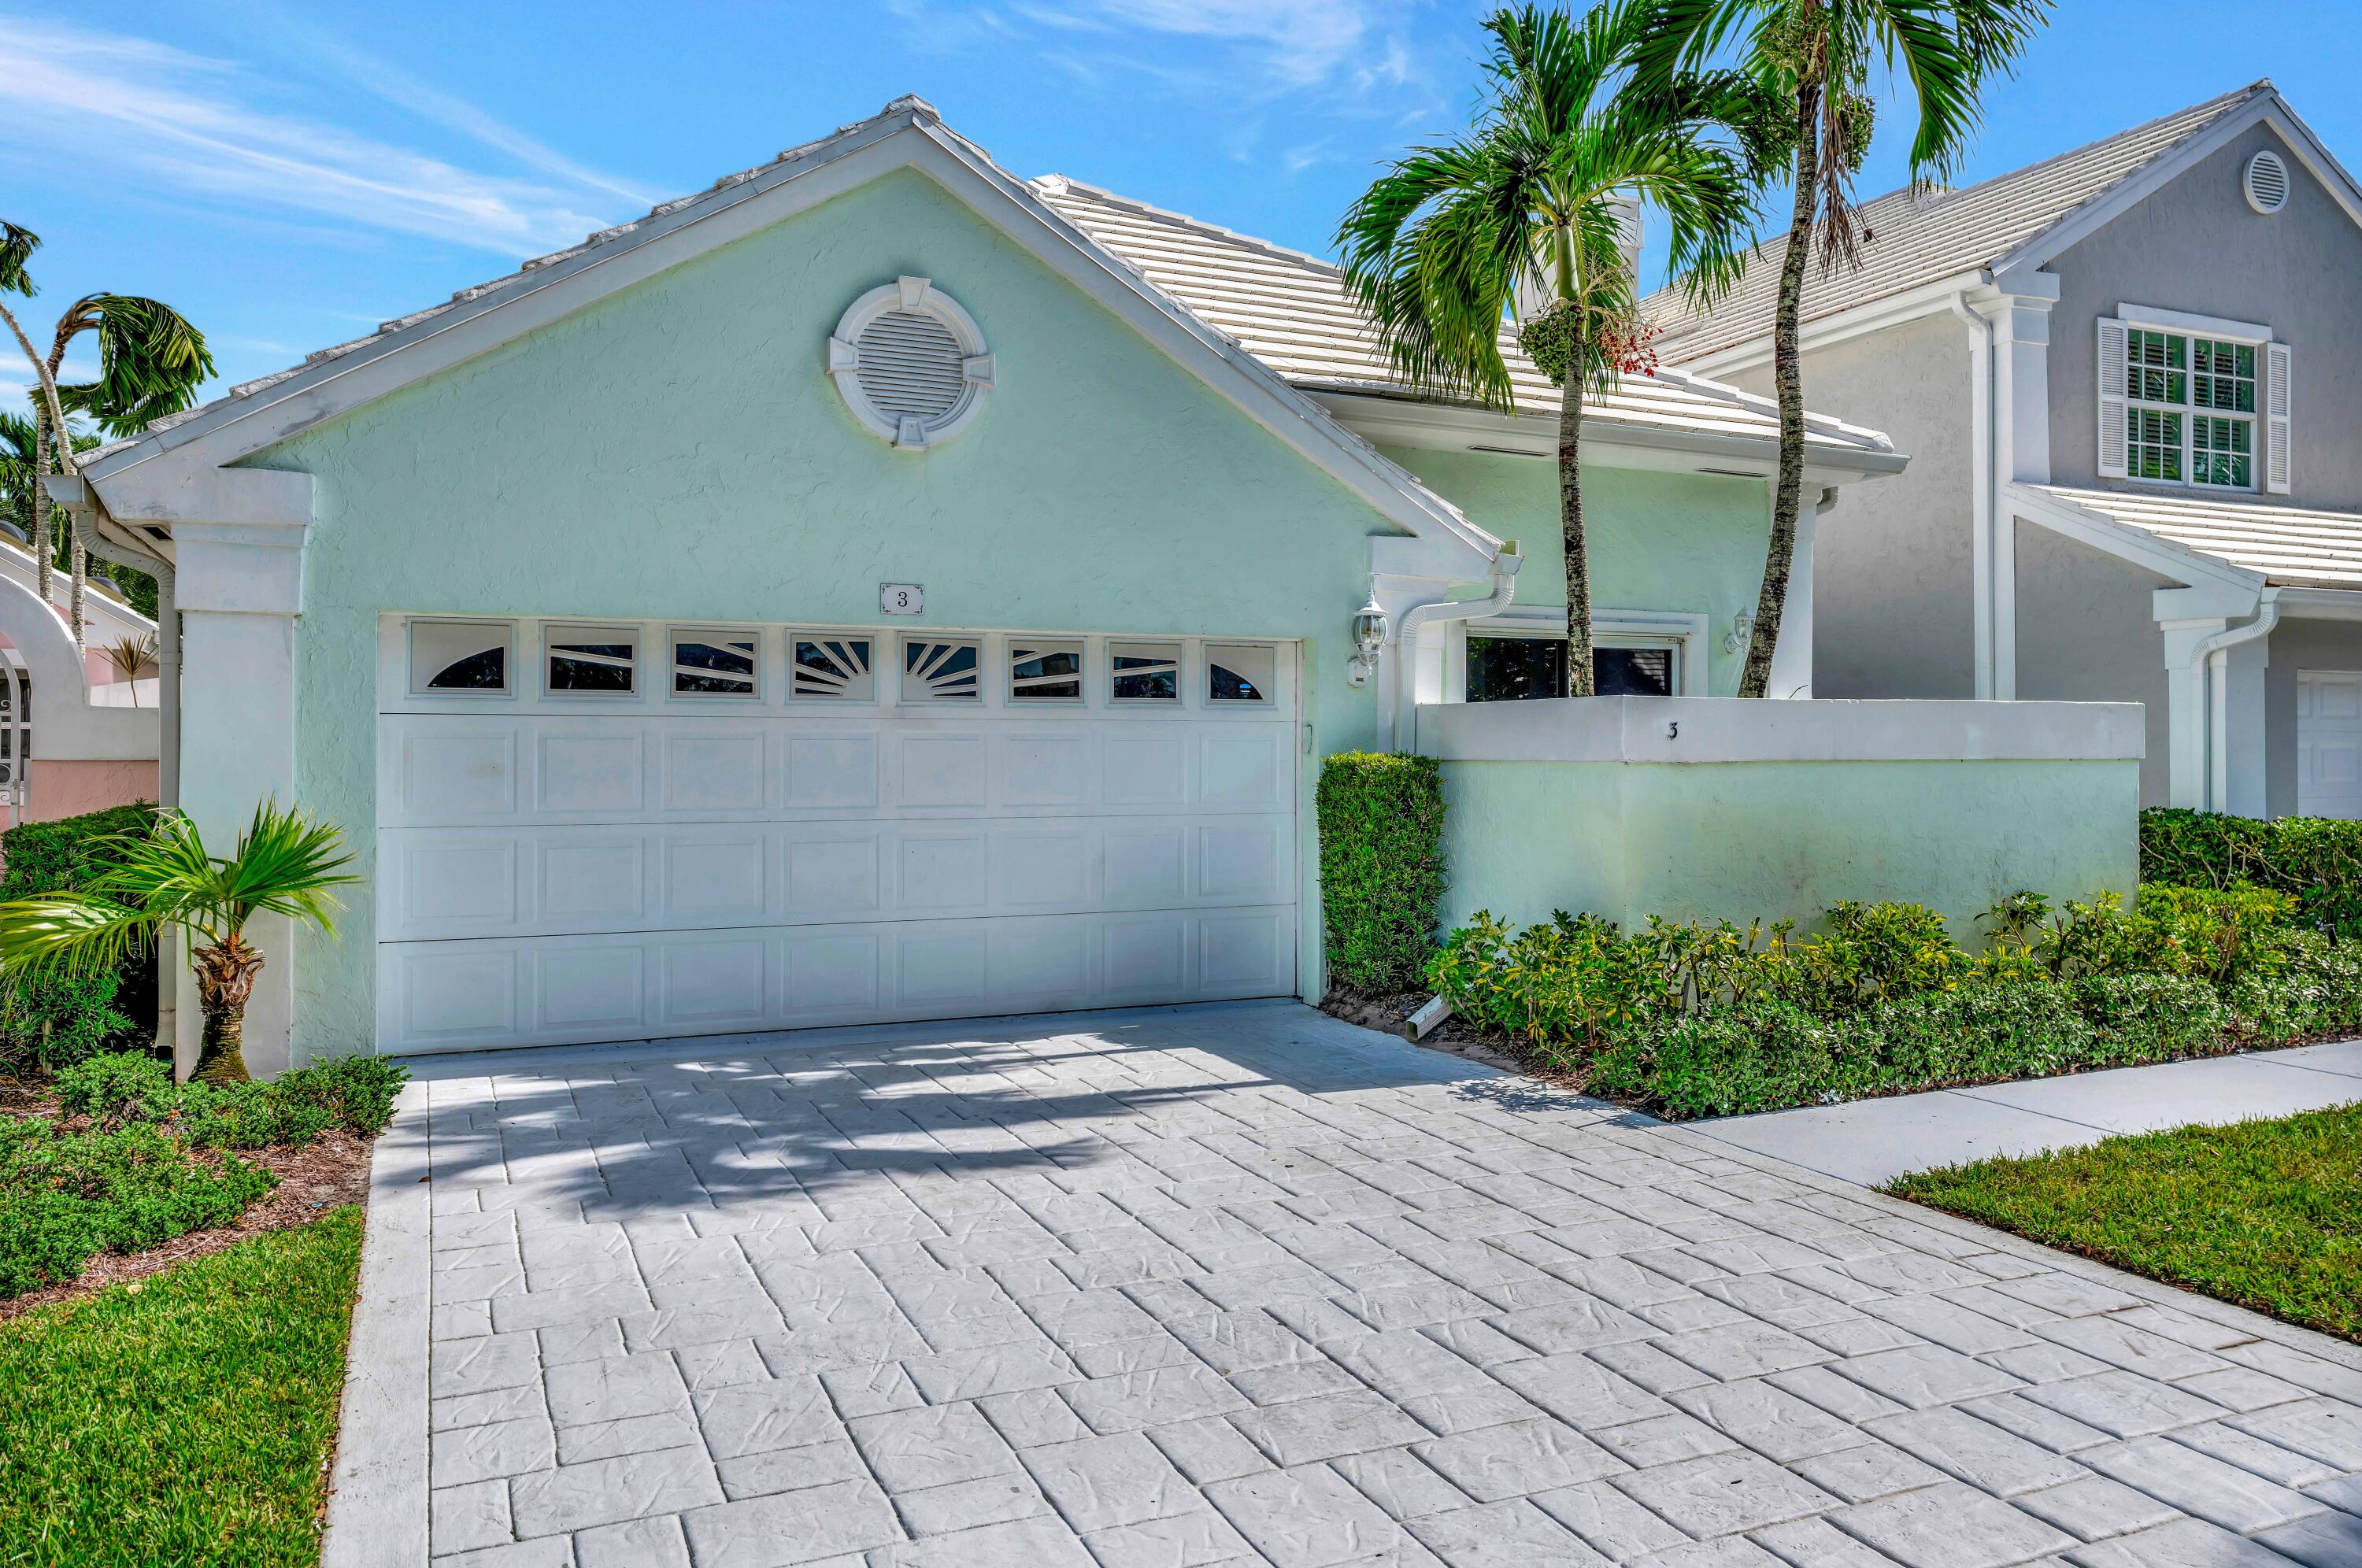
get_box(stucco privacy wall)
[1438,756,2137,937]
[2048,121,2362,508]
[246,167,1418,1057]
[1378,447,1774,696]
[1727,313,1975,701]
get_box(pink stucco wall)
[20,759,158,823]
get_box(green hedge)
[1316,753,1447,995]
[0,803,158,1073]
[2141,808,2362,934]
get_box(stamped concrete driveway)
[348,1002,2362,1568]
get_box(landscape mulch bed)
[0,1120,376,1322]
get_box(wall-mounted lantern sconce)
[1723,612,1754,656]
[1346,596,1389,688]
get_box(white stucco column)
[172,513,310,1078]
[2216,634,2271,817]
[2160,618,2226,809]
[1986,293,2055,701]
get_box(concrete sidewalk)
[1693,1041,2362,1186]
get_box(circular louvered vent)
[827,276,993,448]
[2245,150,2290,214]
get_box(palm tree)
[1338,3,1771,696]
[1631,0,2049,696]
[105,632,158,702]
[0,802,357,1083]
[0,221,213,645]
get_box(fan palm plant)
[1630,0,2050,696]
[0,220,213,643]
[1338,2,1772,694]
[105,632,158,702]
[0,803,358,1083]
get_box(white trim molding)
[1416,695,2145,764]
[2117,302,2274,343]
[826,275,994,449]
[1451,605,1712,700]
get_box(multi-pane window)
[2124,328,2255,489]
[1467,636,1678,700]
[672,630,759,696]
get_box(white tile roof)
[1649,83,2271,364]
[2028,484,2362,590]
[1035,176,1893,457]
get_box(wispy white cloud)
[1013,0,1378,87]
[0,18,633,256]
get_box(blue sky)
[2,1,2355,409]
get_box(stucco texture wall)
[2014,523,2176,807]
[1728,314,1974,699]
[250,166,1421,1052]
[2265,617,2362,818]
[1377,447,1772,695]
[2049,123,2362,508]
[1438,756,2138,937]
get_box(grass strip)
[0,1207,364,1567]
[1887,1104,2362,1344]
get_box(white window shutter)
[2266,340,2293,494]
[2096,317,2129,479]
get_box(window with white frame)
[2100,313,2290,494]
[1205,645,1275,704]
[671,629,759,697]
[1467,633,1679,700]
[1109,642,1182,703]
[545,625,637,695]
[791,636,874,701]
[411,619,512,695]
[902,637,981,701]
[1009,641,1083,702]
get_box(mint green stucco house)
[58,99,2140,1074]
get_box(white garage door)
[2298,670,2362,819]
[376,619,1299,1052]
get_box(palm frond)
[217,799,362,931]
[0,223,35,299]
[0,892,155,977]
[54,294,217,438]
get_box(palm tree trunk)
[191,932,265,1084]
[1560,362,1594,698]
[68,537,83,648]
[1738,87,1823,700]
[28,404,50,608]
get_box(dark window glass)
[675,638,757,695]
[549,642,634,693]
[1594,645,1675,696]
[1209,663,1263,701]
[1011,646,1083,701]
[430,648,508,690]
[1112,651,1179,701]
[792,638,872,698]
[1468,637,1565,701]
[905,639,979,699]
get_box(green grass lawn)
[0,1208,364,1567]
[1888,1104,2362,1344]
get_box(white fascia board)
[2006,482,2266,599]
[2271,586,2362,623]
[1666,271,1996,377]
[82,109,1498,569]
[1311,389,1907,484]
[1994,94,2362,287]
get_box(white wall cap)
[1417,696,2145,764]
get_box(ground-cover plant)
[0,801,359,1083]
[1889,1105,2362,1344]
[0,1208,362,1566]
[1,1050,404,1300]
[1432,885,2360,1119]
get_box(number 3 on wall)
[879,582,925,616]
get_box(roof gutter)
[1379,548,1524,752]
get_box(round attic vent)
[2245,150,2290,214]
[827,276,993,448]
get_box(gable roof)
[1037,176,1895,461]
[77,98,1497,564]
[1649,83,2275,364]
[2021,485,2362,591]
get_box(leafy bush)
[2227,929,2362,1042]
[1984,885,2295,987]
[0,803,157,1072]
[2142,808,2362,935]
[55,1050,176,1126]
[1317,753,1448,995]
[2074,972,2229,1057]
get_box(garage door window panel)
[672,630,761,697]
[903,638,982,701]
[412,620,513,696]
[1010,641,1084,703]
[546,625,638,696]
[1111,642,1183,703]
[1207,645,1275,704]
[791,636,876,701]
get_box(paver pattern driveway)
[402,1004,2362,1567]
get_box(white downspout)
[1949,292,1997,699]
[2191,587,2279,812]
[1379,549,1524,751]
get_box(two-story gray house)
[1652,82,2362,818]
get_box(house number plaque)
[879,583,925,616]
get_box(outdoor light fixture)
[1347,596,1388,688]
[1723,612,1754,656]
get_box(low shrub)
[2142,807,2362,935]
[1317,753,1448,995]
[0,803,158,1073]
[54,1050,176,1126]
[0,1119,273,1298]
[1433,888,2361,1120]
